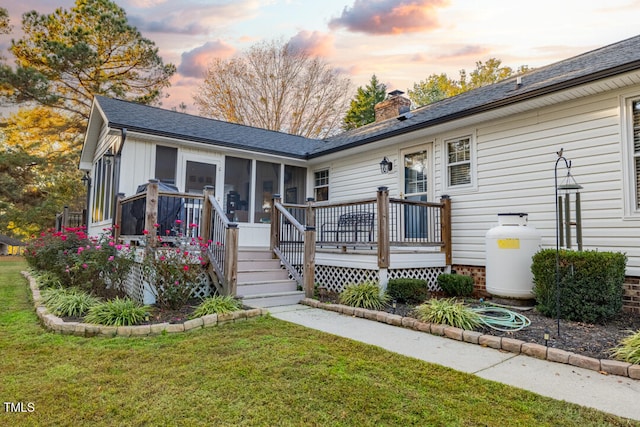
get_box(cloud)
[177,40,236,78]
[126,1,260,36]
[329,0,449,35]
[437,44,489,59]
[288,31,334,57]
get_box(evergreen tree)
[342,75,387,131]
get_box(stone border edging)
[299,298,640,380]
[22,272,267,338]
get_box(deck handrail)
[270,195,315,298]
[203,188,238,296]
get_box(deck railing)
[202,187,238,296]
[55,207,86,231]
[115,180,205,244]
[270,196,316,298]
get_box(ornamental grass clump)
[191,295,243,318]
[41,287,101,317]
[414,298,481,330]
[339,282,390,310]
[610,330,640,364]
[84,297,150,326]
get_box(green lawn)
[1,258,637,426]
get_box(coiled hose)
[471,306,531,332]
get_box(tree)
[0,0,176,120]
[342,74,387,131]
[407,73,461,107]
[0,107,85,238]
[194,39,352,138]
[408,58,530,107]
[0,7,10,35]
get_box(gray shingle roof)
[94,96,325,159]
[316,34,640,156]
[0,234,25,246]
[94,34,640,160]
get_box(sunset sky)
[1,0,639,113]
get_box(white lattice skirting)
[123,262,212,305]
[315,265,445,294]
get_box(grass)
[1,257,638,426]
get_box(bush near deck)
[532,249,626,324]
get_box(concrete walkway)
[269,304,640,422]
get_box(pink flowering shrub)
[25,227,135,298]
[142,222,208,310]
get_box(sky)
[1,0,640,113]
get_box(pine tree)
[342,75,387,131]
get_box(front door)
[402,147,431,239]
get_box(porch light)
[81,171,90,185]
[104,148,115,165]
[380,157,393,174]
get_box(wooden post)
[270,194,282,257]
[306,197,315,228]
[201,186,215,243]
[114,193,125,241]
[440,195,452,266]
[224,224,239,296]
[145,179,159,247]
[62,206,70,229]
[304,226,316,298]
[377,187,390,269]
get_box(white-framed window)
[314,169,329,202]
[91,154,115,224]
[622,95,640,217]
[446,136,471,187]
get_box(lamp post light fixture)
[380,157,393,174]
[554,148,582,337]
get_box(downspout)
[111,128,127,228]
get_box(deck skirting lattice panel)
[315,265,379,293]
[388,267,446,292]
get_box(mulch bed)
[318,292,640,360]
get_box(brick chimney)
[374,90,411,122]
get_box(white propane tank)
[485,213,542,299]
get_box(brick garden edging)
[299,298,640,380]
[22,272,267,338]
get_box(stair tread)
[241,290,305,298]
[237,279,296,286]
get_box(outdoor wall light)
[380,157,393,174]
[104,148,115,165]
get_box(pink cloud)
[437,44,489,59]
[288,31,334,57]
[178,40,236,78]
[329,0,450,35]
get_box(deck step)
[241,291,305,308]
[237,279,298,295]
[237,268,290,283]
[233,248,302,307]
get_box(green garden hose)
[471,306,531,332]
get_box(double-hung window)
[624,98,640,214]
[446,136,472,188]
[314,169,329,202]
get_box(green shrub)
[610,330,640,364]
[33,271,63,289]
[192,295,243,318]
[531,249,626,324]
[414,298,481,330]
[41,287,101,317]
[84,297,150,326]
[386,278,429,304]
[437,273,474,297]
[339,282,390,310]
